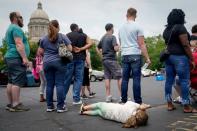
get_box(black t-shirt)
[66,31,87,60]
[163,24,190,55]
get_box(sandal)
[183,105,197,113]
[167,102,176,111]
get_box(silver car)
[90,70,104,82]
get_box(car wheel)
[98,79,103,81]
[90,75,97,82]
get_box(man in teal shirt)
[4,12,30,112]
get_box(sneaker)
[173,96,182,104]
[5,104,12,110]
[57,105,68,113]
[46,106,55,112]
[81,95,89,100]
[73,100,82,105]
[89,92,96,98]
[9,104,30,112]
[106,95,112,102]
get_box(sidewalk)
[0,77,196,131]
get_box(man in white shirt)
[119,7,151,104]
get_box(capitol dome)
[28,2,49,42]
[30,2,49,20]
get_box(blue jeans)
[64,60,85,102]
[165,55,190,105]
[44,60,67,109]
[121,55,142,104]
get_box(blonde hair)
[48,20,59,42]
[122,110,148,128]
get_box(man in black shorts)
[4,12,30,112]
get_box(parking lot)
[0,77,197,131]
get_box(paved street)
[0,77,197,131]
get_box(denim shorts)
[103,59,122,79]
[4,58,27,87]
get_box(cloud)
[0,0,197,45]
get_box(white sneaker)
[106,95,112,102]
[73,100,82,105]
[46,107,55,112]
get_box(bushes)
[145,35,165,70]
[0,35,166,70]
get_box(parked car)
[90,70,104,82]
[141,69,156,77]
[0,66,8,85]
[0,66,40,87]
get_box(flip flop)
[168,106,176,111]
[184,108,197,113]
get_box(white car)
[90,70,104,82]
[141,69,156,77]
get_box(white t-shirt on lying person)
[101,101,140,123]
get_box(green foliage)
[0,39,38,69]
[29,42,38,60]
[0,36,166,71]
[89,43,103,71]
[145,35,166,70]
[0,39,7,68]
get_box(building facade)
[28,2,49,42]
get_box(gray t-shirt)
[40,33,71,64]
[97,34,118,60]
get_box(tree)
[0,39,7,68]
[89,43,103,70]
[145,35,165,70]
[0,39,39,68]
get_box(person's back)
[67,31,86,60]
[99,34,117,60]
[118,7,150,104]
[119,21,142,55]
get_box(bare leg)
[105,79,111,96]
[83,103,101,111]
[117,78,122,97]
[83,109,102,116]
[11,85,20,106]
[6,83,12,104]
[81,86,86,96]
[86,86,91,94]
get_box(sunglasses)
[17,16,23,19]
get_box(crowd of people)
[3,7,197,128]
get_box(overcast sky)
[0,0,197,45]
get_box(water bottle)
[142,63,149,70]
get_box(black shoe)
[89,92,96,98]
[81,95,89,100]
[5,104,12,110]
